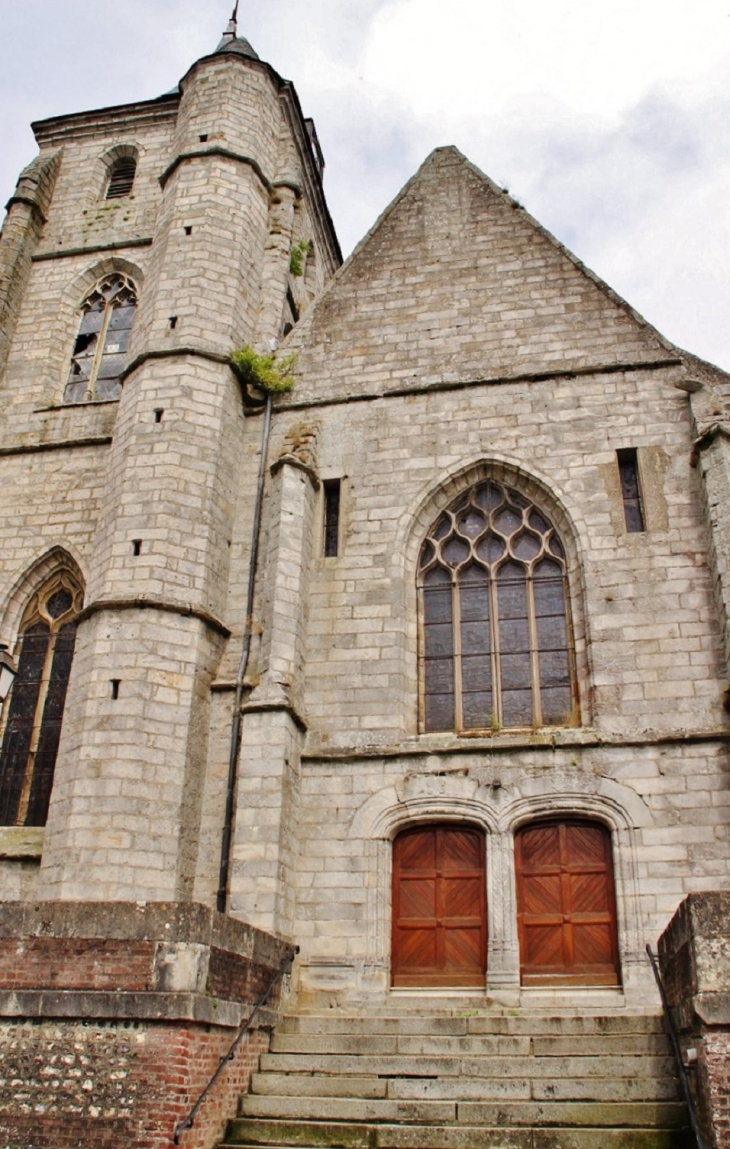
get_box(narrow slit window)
[616,448,645,533]
[323,480,341,558]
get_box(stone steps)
[259,1052,677,1081]
[251,1072,680,1103]
[219,1012,691,1149]
[279,1015,666,1037]
[222,1123,689,1149]
[269,1033,669,1057]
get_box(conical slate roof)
[214,18,259,60]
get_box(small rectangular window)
[323,479,341,558]
[616,448,645,533]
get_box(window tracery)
[64,273,137,403]
[0,572,82,826]
[418,479,576,733]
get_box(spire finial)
[223,1,239,39]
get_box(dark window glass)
[323,480,341,558]
[65,274,137,403]
[616,448,645,533]
[0,578,81,826]
[418,480,576,732]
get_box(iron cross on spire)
[230,1,240,33]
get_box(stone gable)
[285,146,676,406]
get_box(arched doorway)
[391,823,487,987]
[515,818,620,986]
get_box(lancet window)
[0,573,82,826]
[418,480,576,733]
[64,273,138,403]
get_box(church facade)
[1,17,730,1148]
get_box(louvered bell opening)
[105,159,136,200]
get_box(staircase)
[219,1010,692,1148]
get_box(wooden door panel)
[573,923,617,967]
[571,872,612,913]
[522,873,562,915]
[400,878,437,918]
[567,823,606,864]
[400,929,437,967]
[516,819,620,986]
[392,824,486,987]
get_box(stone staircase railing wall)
[658,891,730,1149]
[0,902,291,1149]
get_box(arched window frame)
[64,272,138,404]
[417,478,578,734]
[0,571,83,827]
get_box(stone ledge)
[0,900,291,964]
[658,891,730,1011]
[0,826,43,858]
[0,988,278,1028]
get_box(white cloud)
[0,0,728,369]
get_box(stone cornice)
[302,725,730,763]
[33,236,153,262]
[280,357,685,413]
[77,596,231,638]
[242,697,308,733]
[159,146,275,192]
[4,194,46,225]
[690,422,730,467]
[119,346,231,384]
[270,453,320,490]
[32,95,179,147]
[0,435,112,458]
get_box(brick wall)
[0,1019,270,1149]
[0,902,293,1149]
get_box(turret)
[37,20,340,902]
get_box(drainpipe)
[217,392,273,914]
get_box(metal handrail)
[646,944,710,1149]
[173,944,299,1144]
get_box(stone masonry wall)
[0,1017,270,1149]
[658,891,730,1149]
[229,147,730,972]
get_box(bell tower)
[36,17,341,901]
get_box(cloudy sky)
[1,0,728,371]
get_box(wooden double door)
[391,819,620,988]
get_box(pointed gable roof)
[284,147,683,405]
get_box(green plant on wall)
[230,345,297,394]
[289,239,311,277]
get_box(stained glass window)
[419,480,576,732]
[64,273,137,403]
[0,574,82,826]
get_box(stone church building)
[1,14,730,1149]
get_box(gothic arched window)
[418,479,576,733]
[64,273,138,403]
[0,573,82,826]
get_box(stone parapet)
[0,901,293,1149]
[658,892,730,1148]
